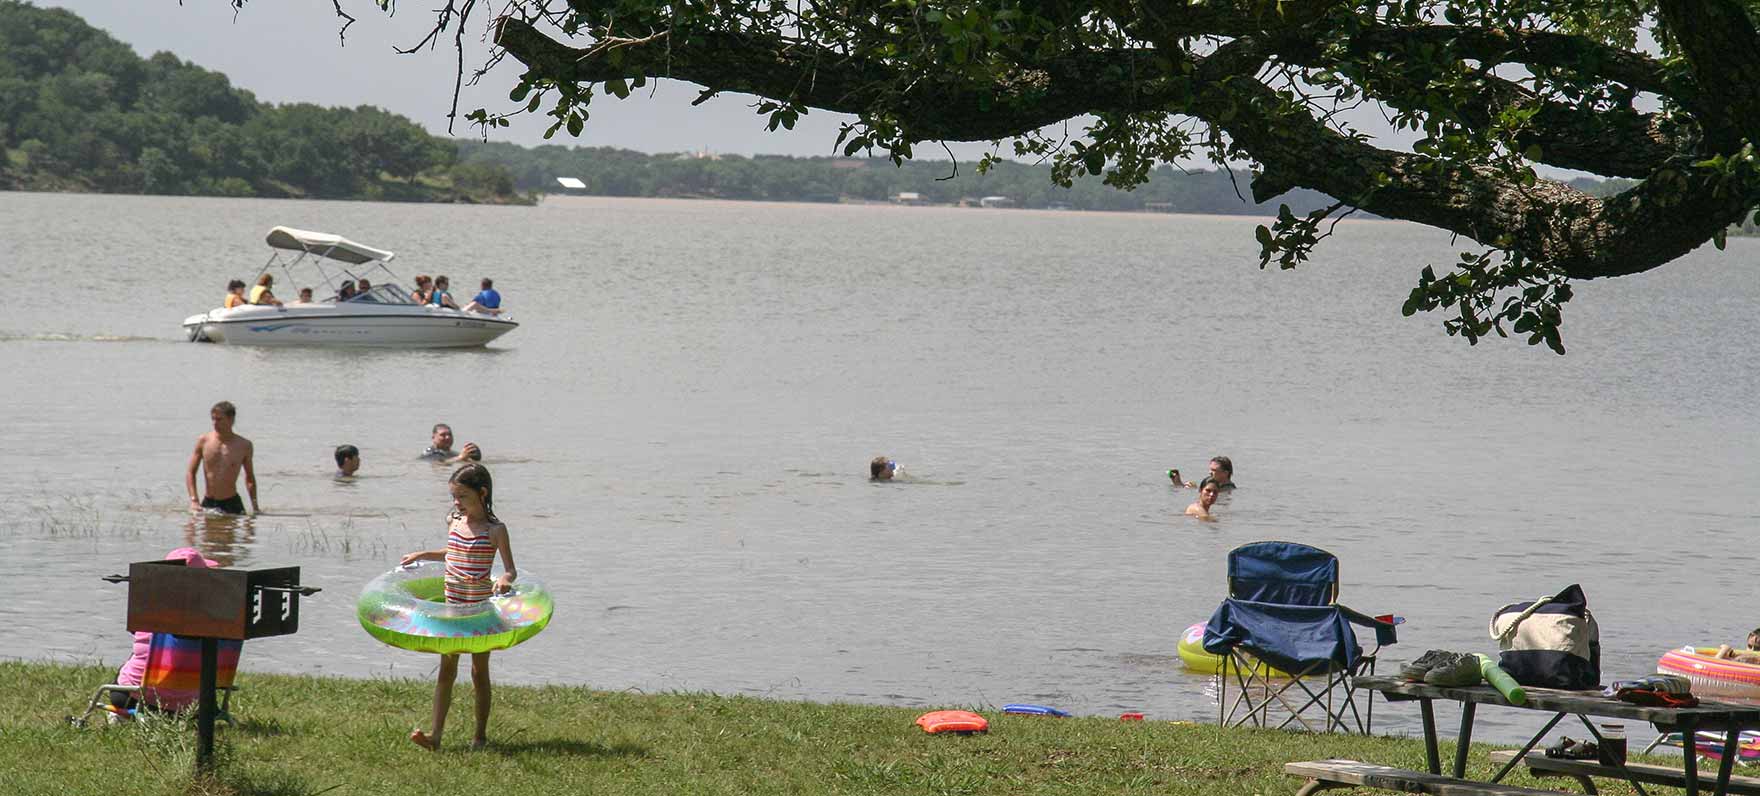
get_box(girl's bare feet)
[410,729,438,751]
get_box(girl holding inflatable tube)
[401,463,517,751]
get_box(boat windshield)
[345,284,415,305]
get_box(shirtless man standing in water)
[186,401,259,515]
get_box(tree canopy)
[321,0,1760,351]
[0,1,523,203]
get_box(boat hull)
[181,306,518,348]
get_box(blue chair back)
[1227,541,1339,606]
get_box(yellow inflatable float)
[1177,622,1290,677]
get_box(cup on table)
[1599,723,1627,766]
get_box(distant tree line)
[455,140,1351,214]
[0,1,522,203]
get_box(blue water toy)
[1003,703,1071,717]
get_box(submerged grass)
[0,661,1647,796]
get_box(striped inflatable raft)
[1177,622,1290,678]
[1657,647,1760,699]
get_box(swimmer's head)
[335,444,360,475]
[431,423,453,450]
[210,401,236,432]
[449,462,496,521]
[1198,480,1220,507]
[1748,628,1760,650]
[870,456,897,481]
[1208,456,1233,483]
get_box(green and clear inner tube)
[357,560,553,654]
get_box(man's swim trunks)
[201,495,246,514]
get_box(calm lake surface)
[2,191,1757,743]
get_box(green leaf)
[566,114,583,137]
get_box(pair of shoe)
[1607,674,1691,695]
[1545,736,1599,760]
[1399,649,1483,687]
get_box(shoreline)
[2,659,1619,796]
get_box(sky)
[41,0,908,157]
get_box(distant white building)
[555,177,586,191]
[979,195,1012,208]
[893,192,925,205]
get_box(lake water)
[1,191,1757,744]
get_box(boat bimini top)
[265,226,395,264]
[258,226,405,300]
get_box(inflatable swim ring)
[1177,622,1290,677]
[357,560,553,654]
[1658,647,1760,699]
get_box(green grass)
[0,661,1649,795]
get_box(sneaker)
[1399,649,1453,682]
[1423,652,1484,687]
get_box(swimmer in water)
[869,456,899,481]
[185,401,258,515]
[1185,480,1219,521]
[335,444,360,478]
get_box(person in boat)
[1185,480,1220,521]
[185,400,258,516]
[464,278,503,316]
[335,444,361,478]
[248,274,283,306]
[357,278,372,294]
[336,281,358,302]
[410,275,433,304]
[870,456,899,481]
[429,276,460,310]
[1714,629,1760,663]
[223,279,248,309]
[293,287,314,304]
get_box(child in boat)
[1714,628,1760,663]
[400,463,517,750]
[222,279,248,309]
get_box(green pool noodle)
[1476,653,1526,705]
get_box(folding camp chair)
[1202,541,1399,734]
[72,633,242,727]
[1642,730,1760,765]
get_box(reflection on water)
[2,193,1759,744]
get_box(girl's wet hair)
[450,463,498,523]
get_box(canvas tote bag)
[1489,584,1601,690]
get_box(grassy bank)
[0,661,1640,796]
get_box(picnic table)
[1284,676,1760,796]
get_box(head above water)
[335,444,360,474]
[1198,480,1220,507]
[869,456,897,480]
[1208,456,1233,483]
[449,462,496,521]
[1749,628,1760,650]
[431,423,453,450]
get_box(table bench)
[1487,750,1760,795]
[1285,760,1567,796]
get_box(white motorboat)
[182,227,518,348]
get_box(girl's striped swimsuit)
[444,514,497,604]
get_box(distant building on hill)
[555,177,586,192]
[979,195,1012,208]
[893,192,925,205]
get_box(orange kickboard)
[916,710,989,734]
